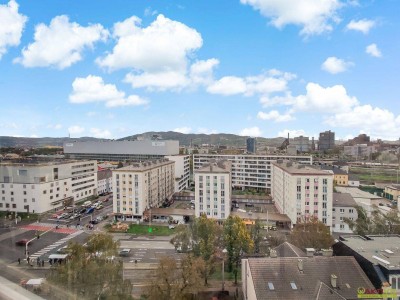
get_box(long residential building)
[165,155,190,192]
[193,154,313,192]
[63,140,179,161]
[271,160,334,228]
[194,160,232,220]
[0,160,97,214]
[112,159,175,220]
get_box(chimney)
[322,249,333,257]
[270,249,277,258]
[297,259,303,272]
[331,274,337,288]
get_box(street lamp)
[220,248,228,291]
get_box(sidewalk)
[0,228,29,242]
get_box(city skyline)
[1,0,399,140]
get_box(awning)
[48,254,68,259]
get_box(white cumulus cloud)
[321,56,353,74]
[174,127,192,134]
[15,15,108,69]
[68,125,84,135]
[257,110,294,122]
[239,126,262,137]
[346,19,375,34]
[207,70,294,96]
[326,105,400,140]
[90,128,112,139]
[69,75,148,108]
[0,0,27,59]
[366,43,382,58]
[240,0,342,36]
[278,129,306,138]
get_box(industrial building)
[246,137,257,153]
[318,130,335,151]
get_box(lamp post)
[221,248,228,291]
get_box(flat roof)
[272,160,333,176]
[339,235,400,270]
[231,211,291,222]
[333,193,357,207]
[335,186,382,200]
[116,159,174,172]
[0,159,94,167]
[147,208,195,216]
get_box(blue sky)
[1,0,399,141]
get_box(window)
[340,224,345,229]
[268,282,275,290]
[340,208,344,214]
[323,179,328,185]
[297,194,301,200]
[12,204,16,208]
[32,198,35,202]
[297,186,301,192]
[349,209,354,213]
[290,282,297,290]
[24,199,27,203]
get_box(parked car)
[118,249,131,257]
[169,224,175,229]
[86,207,95,214]
[69,213,80,220]
[96,204,104,210]
[79,208,87,214]
[16,239,30,246]
[60,213,70,219]
[89,219,99,225]
[82,201,92,208]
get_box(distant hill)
[0,136,103,148]
[0,132,286,148]
[120,131,286,147]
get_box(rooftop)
[97,169,112,181]
[245,256,374,300]
[320,165,348,175]
[272,160,333,176]
[116,159,174,172]
[274,242,305,257]
[335,187,382,200]
[332,193,357,208]
[0,159,93,167]
[231,211,291,223]
[195,160,232,173]
[337,235,400,271]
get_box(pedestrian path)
[20,222,78,234]
[29,230,84,259]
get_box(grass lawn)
[127,224,174,236]
[210,267,241,281]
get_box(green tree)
[145,255,203,300]
[223,215,254,284]
[250,219,263,254]
[117,161,124,168]
[47,233,132,300]
[289,218,334,250]
[170,215,222,285]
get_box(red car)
[15,239,30,246]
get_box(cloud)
[144,7,158,17]
[326,105,400,140]
[207,70,294,96]
[292,82,359,113]
[366,43,382,58]
[15,15,108,69]
[0,0,27,59]
[197,128,217,134]
[174,127,192,134]
[278,129,306,138]
[97,15,202,72]
[257,110,294,122]
[189,58,220,86]
[68,125,84,135]
[69,75,148,108]
[240,0,342,36]
[47,124,62,130]
[239,126,262,137]
[90,128,112,139]
[346,19,375,34]
[321,56,353,74]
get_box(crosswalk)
[20,222,78,234]
[29,230,84,259]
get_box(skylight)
[290,282,298,290]
[268,282,275,290]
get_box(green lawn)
[127,224,174,236]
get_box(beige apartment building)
[271,160,334,228]
[112,159,175,220]
[194,160,232,220]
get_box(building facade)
[318,130,335,151]
[63,140,179,161]
[193,154,313,193]
[343,144,377,158]
[194,160,232,220]
[97,169,112,195]
[332,193,358,233]
[271,161,334,228]
[0,160,97,214]
[291,136,310,153]
[165,155,190,192]
[112,159,175,220]
[246,137,257,154]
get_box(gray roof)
[97,169,112,181]
[272,161,333,176]
[246,256,374,300]
[337,235,400,271]
[348,174,359,181]
[195,160,231,173]
[320,165,348,175]
[274,242,306,257]
[332,193,357,208]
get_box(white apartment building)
[113,159,175,220]
[271,160,334,228]
[194,160,232,220]
[0,160,97,214]
[343,144,377,158]
[332,193,358,233]
[97,169,112,195]
[165,155,190,192]
[193,154,313,192]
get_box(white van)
[83,200,92,207]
